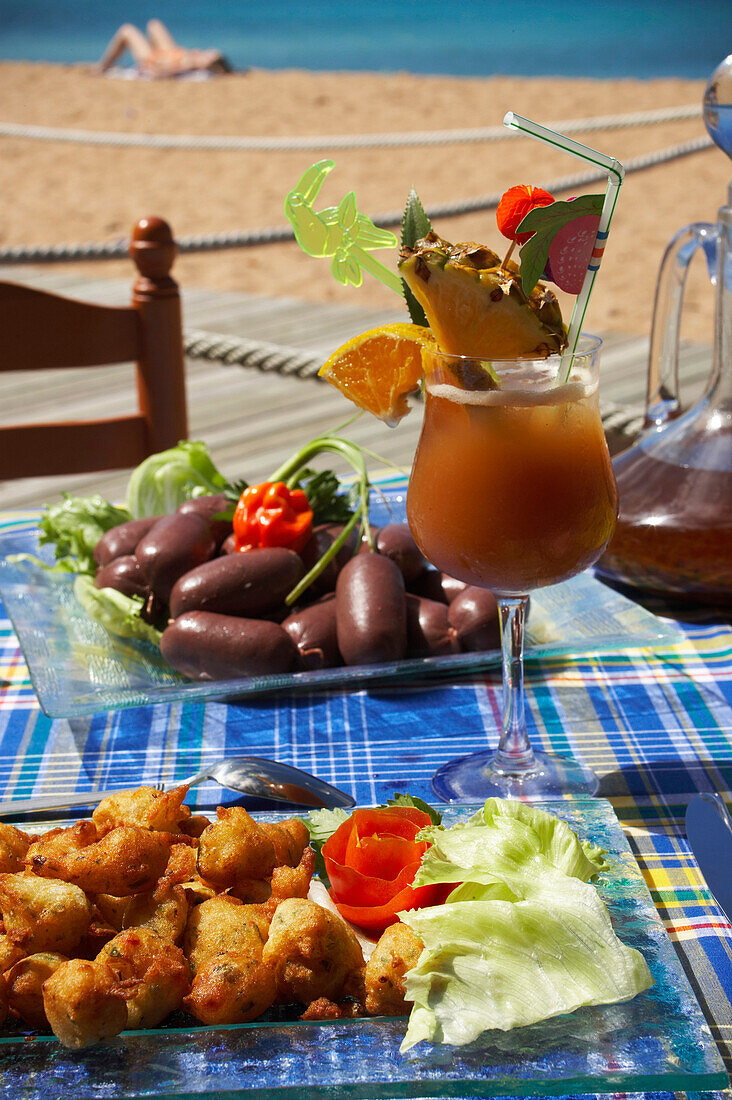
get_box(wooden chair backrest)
[0,217,188,480]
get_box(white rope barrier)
[0,104,701,152]
[184,329,322,377]
[0,133,713,264]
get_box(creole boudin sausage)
[136,513,217,602]
[160,612,298,681]
[376,523,428,584]
[405,594,460,657]
[176,494,233,547]
[168,548,303,620]
[93,517,160,568]
[282,596,340,670]
[335,553,406,665]
[447,587,501,651]
[94,555,148,599]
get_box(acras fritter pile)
[0,786,420,1048]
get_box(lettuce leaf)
[399,799,651,1051]
[126,440,228,519]
[401,873,653,1050]
[304,806,352,845]
[38,494,130,575]
[414,798,607,893]
[74,576,162,646]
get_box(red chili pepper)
[322,806,443,933]
[233,481,313,553]
[496,184,555,244]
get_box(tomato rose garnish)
[322,806,442,933]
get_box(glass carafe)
[597,57,732,607]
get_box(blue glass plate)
[0,799,726,1098]
[0,489,682,718]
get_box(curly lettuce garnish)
[38,494,130,575]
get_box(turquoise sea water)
[0,0,727,79]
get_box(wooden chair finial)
[129,216,176,281]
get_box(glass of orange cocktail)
[407,335,618,800]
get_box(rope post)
[129,216,188,454]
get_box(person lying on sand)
[96,19,232,79]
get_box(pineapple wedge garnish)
[399,232,566,359]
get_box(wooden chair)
[0,216,188,480]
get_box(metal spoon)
[0,756,355,817]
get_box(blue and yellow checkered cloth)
[0,509,730,1095]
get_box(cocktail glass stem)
[431,589,600,801]
[492,596,537,775]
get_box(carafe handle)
[645,222,719,429]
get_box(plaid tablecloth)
[0,508,730,1096]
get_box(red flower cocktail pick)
[496,184,555,245]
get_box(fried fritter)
[196,807,277,891]
[183,895,269,976]
[6,951,68,1029]
[96,928,190,1029]
[269,845,315,904]
[0,787,342,1043]
[364,922,424,1017]
[0,873,92,954]
[92,894,129,932]
[92,785,191,835]
[184,951,277,1025]
[262,898,364,1006]
[75,916,117,960]
[161,842,199,884]
[300,996,363,1020]
[196,811,313,906]
[260,819,310,867]
[229,877,272,904]
[158,842,216,905]
[42,958,127,1049]
[0,823,31,874]
[180,815,210,839]
[122,883,189,943]
[94,883,189,943]
[26,822,173,896]
[0,933,26,974]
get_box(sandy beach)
[0,62,727,343]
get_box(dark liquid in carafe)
[598,434,732,606]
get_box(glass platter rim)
[0,797,726,1099]
[0,487,683,718]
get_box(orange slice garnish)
[319,322,437,425]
